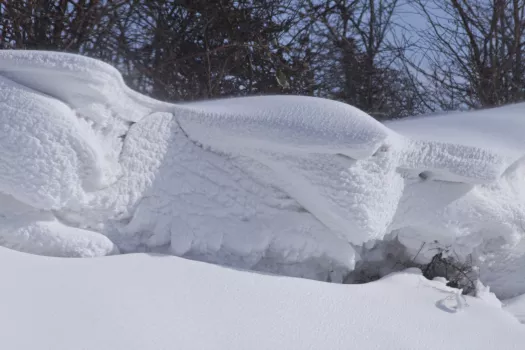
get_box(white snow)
[0,50,163,122]
[1,49,525,302]
[505,293,525,324]
[177,95,391,159]
[0,247,523,350]
[1,50,525,349]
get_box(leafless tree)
[306,0,424,119]
[0,0,125,53]
[407,0,525,110]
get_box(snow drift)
[1,50,525,296]
[0,247,523,350]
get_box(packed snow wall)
[1,50,525,295]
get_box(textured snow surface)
[0,247,523,350]
[2,51,525,295]
[177,95,390,159]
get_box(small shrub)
[344,240,478,295]
[419,252,477,294]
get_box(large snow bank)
[0,247,523,350]
[1,50,525,296]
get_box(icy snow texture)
[1,51,525,294]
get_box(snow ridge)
[1,50,525,294]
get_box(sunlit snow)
[0,51,524,349]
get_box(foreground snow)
[0,247,523,350]
[1,50,525,298]
[505,293,525,324]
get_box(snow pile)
[1,50,525,296]
[0,247,523,350]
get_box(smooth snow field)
[1,50,525,349]
[0,247,523,350]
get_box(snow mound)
[0,50,163,122]
[177,95,391,159]
[1,50,525,295]
[0,248,523,350]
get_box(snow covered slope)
[505,293,525,324]
[1,50,525,298]
[0,247,523,350]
